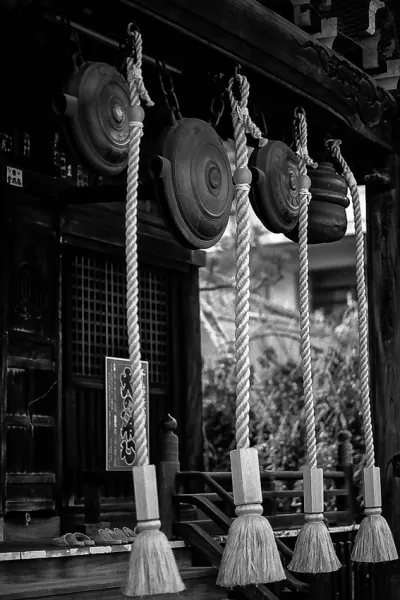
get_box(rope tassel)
[287,109,341,574]
[326,139,398,564]
[217,73,285,589]
[123,26,184,597]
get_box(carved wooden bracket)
[366,0,385,36]
[373,59,400,92]
[312,17,337,49]
[290,0,312,29]
[360,30,381,71]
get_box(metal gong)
[150,118,234,250]
[249,140,300,234]
[54,62,130,177]
[285,161,349,244]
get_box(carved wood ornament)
[300,39,396,128]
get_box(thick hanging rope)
[295,108,318,472]
[126,30,152,470]
[288,108,341,574]
[123,27,184,597]
[230,75,265,453]
[326,139,398,564]
[217,73,285,588]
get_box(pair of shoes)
[91,528,121,545]
[53,533,94,547]
[115,527,137,543]
[90,527,136,545]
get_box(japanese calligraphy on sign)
[105,356,149,472]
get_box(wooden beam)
[312,17,337,50]
[290,0,312,29]
[128,0,398,150]
[360,30,381,71]
[366,0,385,36]
[373,59,400,92]
[366,156,400,595]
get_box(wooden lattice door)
[63,246,172,503]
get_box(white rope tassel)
[288,109,341,574]
[327,139,398,564]
[217,73,284,588]
[123,27,184,597]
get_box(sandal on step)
[53,533,85,547]
[104,528,125,544]
[96,528,122,545]
[90,529,117,546]
[74,533,95,546]
[123,526,137,541]
[113,527,132,543]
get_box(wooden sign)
[105,356,149,472]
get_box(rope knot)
[305,156,318,170]
[235,182,251,192]
[325,138,342,152]
[127,65,143,81]
[300,188,312,205]
[129,120,144,130]
[296,150,318,171]
[237,105,249,121]
[127,26,154,109]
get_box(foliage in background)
[203,305,364,511]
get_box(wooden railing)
[157,414,358,539]
[156,414,395,600]
[77,413,393,599]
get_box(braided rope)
[126,29,154,467]
[228,74,267,450]
[294,108,318,468]
[326,140,374,468]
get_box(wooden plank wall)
[1,195,60,541]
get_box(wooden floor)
[0,540,227,600]
[0,567,226,600]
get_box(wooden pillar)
[365,156,400,594]
[0,199,9,542]
[157,414,180,539]
[180,266,204,473]
[336,430,356,521]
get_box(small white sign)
[7,166,23,188]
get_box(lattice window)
[70,252,169,385]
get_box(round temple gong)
[249,140,300,234]
[150,118,234,250]
[54,62,130,177]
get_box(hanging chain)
[60,15,84,72]
[251,103,268,139]
[157,60,182,122]
[209,74,228,128]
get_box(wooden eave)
[128,0,399,151]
